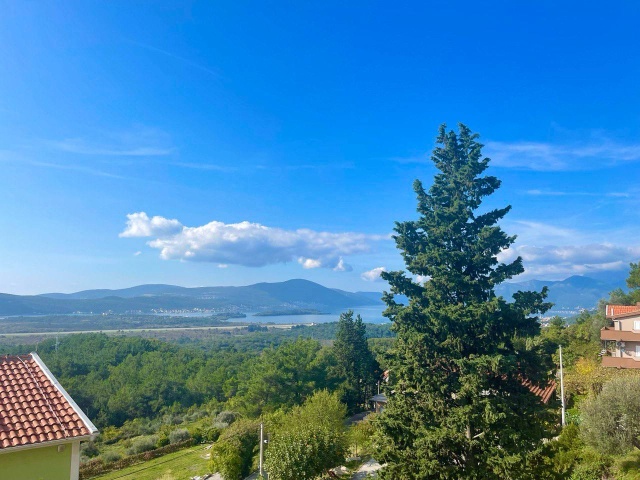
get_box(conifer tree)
[374,124,555,479]
[333,310,380,412]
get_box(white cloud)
[361,266,387,282]
[299,258,322,269]
[485,139,640,171]
[121,213,382,270]
[133,251,142,256]
[119,212,183,238]
[500,244,640,280]
[332,257,353,272]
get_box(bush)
[156,433,170,448]
[201,427,222,443]
[213,411,237,429]
[101,451,122,463]
[189,425,221,444]
[169,428,191,444]
[581,376,640,455]
[162,413,184,425]
[265,391,347,480]
[120,418,156,439]
[126,436,158,455]
[210,419,259,480]
[81,441,100,458]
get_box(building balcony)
[601,356,640,368]
[600,327,640,342]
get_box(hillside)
[0,280,381,316]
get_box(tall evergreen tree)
[374,124,555,479]
[333,310,380,412]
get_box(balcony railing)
[602,356,640,368]
[600,327,640,341]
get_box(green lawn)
[91,445,212,480]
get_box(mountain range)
[0,275,626,317]
[0,279,380,316]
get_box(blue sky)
[1,1,640,294]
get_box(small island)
[253,309,329,317]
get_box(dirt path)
[351,458,382,479]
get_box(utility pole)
[559,345,566,426]
[259,422,264,477]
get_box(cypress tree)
[374,124,555,479]
[333,310,380,413]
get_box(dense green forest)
[6,291,640,478]
[0,319,392,428]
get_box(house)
[600,303,640,368]
[0,352,98,480]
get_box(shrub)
[202,427,222,443]
[101,451,122,463]
[210,419,259,480]
[126,436,158,455]
[156,433,170,448]
[581,376,640,455]
[169,428,191,444]
[81,441,99,458]
[120,418,156,439]
[213,411,237,429]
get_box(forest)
[4,292,640,479]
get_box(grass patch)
[91,445,211,480]
[615,450,640,480]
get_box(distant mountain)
[0,274,626,317]
[354,291,385,304]
[42,284,192,300]
[0,279,381,316]
[495,275,623,313]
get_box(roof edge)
[0,435,93,455]
[607,311,640,320]
[29,352,99,436]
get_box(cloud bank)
[500,243,640,280]
[121,212,382,270]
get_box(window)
[634,320,640,330]
[636,344,640,357]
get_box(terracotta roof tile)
[0,353,97,450]
[606,304,640,317]
[523,379,557,404]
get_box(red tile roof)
[522,378,556,404]
[0,353,97,450]
[606,304,640,317]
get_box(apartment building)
[600,304,640,368]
